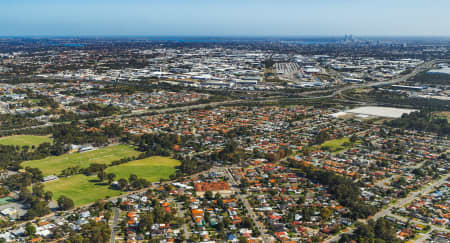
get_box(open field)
[44,156,179,206]
[0,135,53,147]
[44,174,122,206]
[22,144,141,176]
[105,156,180,181]
[320,137,360,153]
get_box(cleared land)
[22,144,141,176]
[44,174,122,206]
[345,106,417,118]
[0,135,52,147]
[44,156,180,206]
[105,156,180,181]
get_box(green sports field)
[105,156,180,181]
[44,174,122,206]
[43,156,180,206]
[0,135,53,147]
[320,137,360,153]
[22,144,141,176]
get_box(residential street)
[224,167,273,243]
[110,207,119,243]
[325,174,450,242]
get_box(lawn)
[44,174,122,206]
[0,135,53,147]
[44,156,180,206]
[22,144,141,176]
[105,156,180,182]
[320,137,360,153]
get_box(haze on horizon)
[1,0,449,37]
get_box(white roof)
[36,229,51,237]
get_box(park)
[0,135,52,147]
[18,143,180,206]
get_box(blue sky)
[1,0,449,36]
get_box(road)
[110,207,119,243]
[223,167,272,243]
[373,160,428,188]
[374,175,395,189]
[325,174,449,242]
[387,212,450,232]
[384,211,450,242]
[176,201,191,240]
[2,167,213,234]
[375,175,449,220]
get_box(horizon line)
[1,34,450,39]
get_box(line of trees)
[386,111,449,135]
[288,160,377,219]
[66,220,111,242]
[0,142,65,170]
[0,114,44,130]
[20,182,53,220]
[410,72,450,85]
[339,218,402,243]
[370,90,450,111]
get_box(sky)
[1,0,449,37]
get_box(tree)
[106,173,116,184]
[137,213,154,233]
[25,223,36,236]
[86,163,107,174]
[320,207,332,221]
[104,210,112,223]
[374,218,396,241]
[129,174,138,184]
[32,183,45,198]
[347,218,401,242]
[118,178,128,191]
[97,171,106,182]
[80,221,111,243]
[57,195,75,211]
[312,130,330,145]
[217,197,224,209]
[223,216,232,227]
[355,221,375,239]
[204,191,213,200]
[25,199,51,219]
[191,234,200,242]
[44,191,53,201]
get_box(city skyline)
[1,0,450,37]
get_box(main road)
[325,174,449,242]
